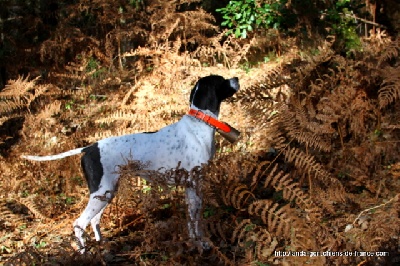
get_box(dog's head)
[190,75,239,116]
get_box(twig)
[352,193,399,226]
[344,13,387,29]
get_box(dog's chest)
[97,116,215,175]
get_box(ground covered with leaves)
[1,1,400,265]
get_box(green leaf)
[235,28,241,38]
[221,21,229,26]
[241,29,247,38]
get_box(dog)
[21,75,240,251]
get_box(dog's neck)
[183,105,218,157]
[187,107,231,133]
[186,106,217,134]
[189,105,218,118]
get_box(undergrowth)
[0,1,399,265]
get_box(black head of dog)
[190,75,239,116]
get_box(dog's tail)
[21,147,85,161]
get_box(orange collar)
[188,109,231,133]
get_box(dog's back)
[92,114,215,177]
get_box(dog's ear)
[189,83,198,103]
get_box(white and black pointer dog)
[21,75,239,250]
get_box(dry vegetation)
[0,1,399,265]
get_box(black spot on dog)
[81,143,103,193]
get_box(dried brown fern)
[290,38,335,91]
[0,76,41,115]
[247,200,316,250]
[231,219,277,260]
[36,100,62,121]
[193,33,258,68]
[223,182,254,210]
[272,169,322,221]
[146,0,217,47]
[94,110,139,125]
[0,199,27,228]
[16,196,52,222]
[283,146,346,203]
[377,36,400,66]
[278,103,333,152]
[379,65,400,108]
[202,154,337,263]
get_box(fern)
[283,146,346,202]
[36,100,62,120]
[248,200,315,250]
[17,196,51,222]
[0,76,38,97]
[0,99,26,114]
[0,199,27,228]
[207,220,229,243]
[274,173,322,222]
[0,76,38,114]
[379,66,400,108]
[0,76,55,122]
[95,110,139,124]
[223,183,254,210]
[279,104,332,152]
[377,37,400,66]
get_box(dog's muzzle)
[229,77,240,91]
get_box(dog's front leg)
[185,186,209,249]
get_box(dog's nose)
[229,77,239,91]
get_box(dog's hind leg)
[75,144,115,249]
[90,204,107,241]
[73,193,110,251]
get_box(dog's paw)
[200,240,211,251]
[71,240,86,254]
[190,237,212,252]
